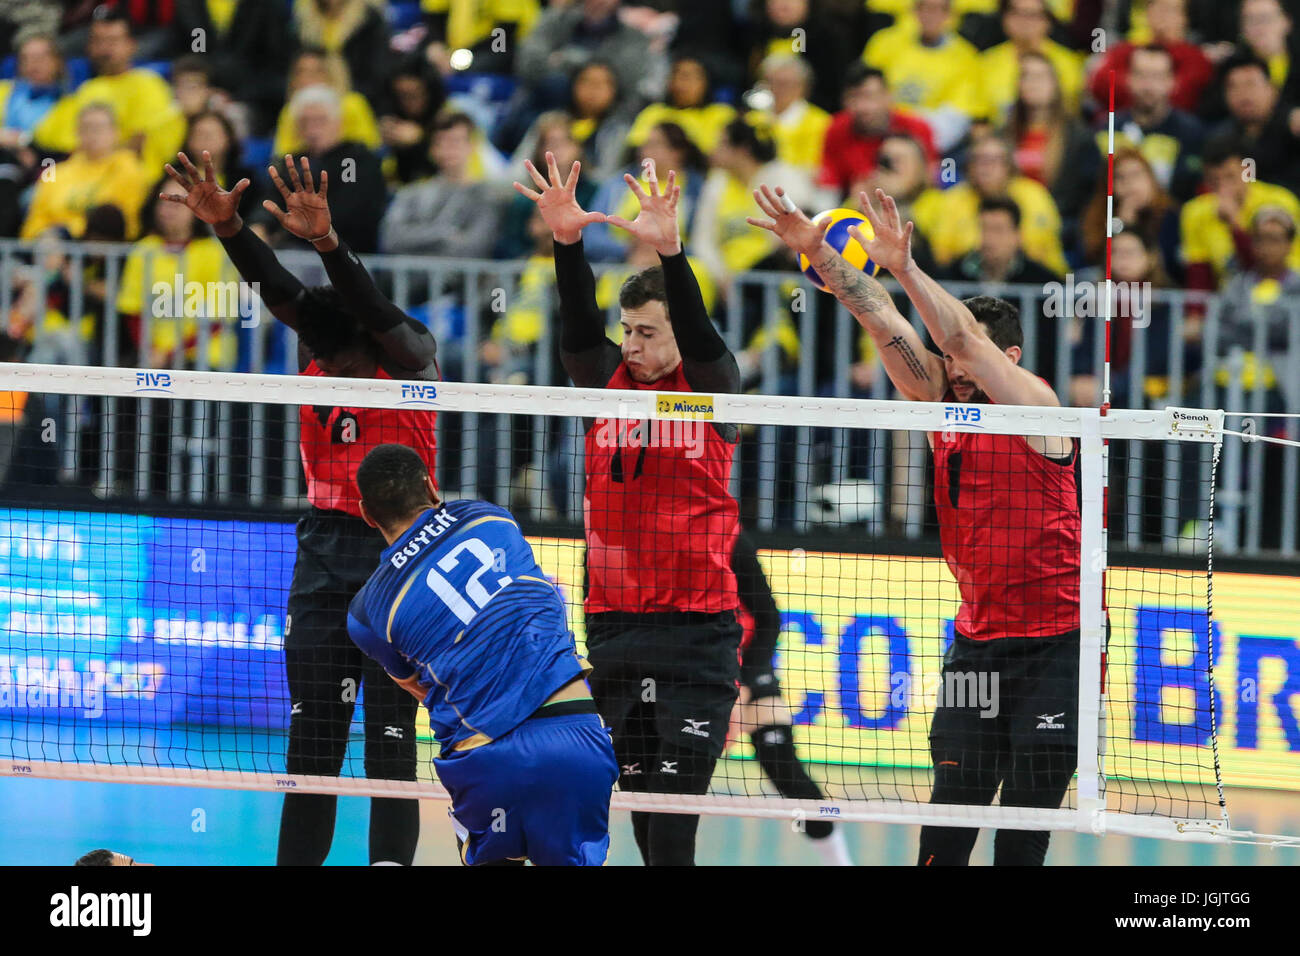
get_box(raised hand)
[851,188,916,276]
[265,155,333,242]
[606,158,682,256]
[513,151,605,245]
[747,184,830,258]
[162,150,249,229]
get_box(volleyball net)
[0,360,1294,846]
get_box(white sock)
[809,826,854,866]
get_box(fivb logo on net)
[149,276,261,328]
[399,383,439,407]
[50,886,151,936]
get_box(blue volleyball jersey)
[347,499,589,756]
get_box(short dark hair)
[76,848,117,866]
[356,444,433,528]
[433,110,475,136]
[171,54,211,81]
[91,4,131,31]
[1201,132,1243,169]
[82,203,126,241]
[1220,51,1271,85]
[721,117,776,163]
[978,195,1022,228]
[297,286,379,360]
[619,267,668,312]
[962,295,1023,350]
[1131,43,1174,70]
[843,62,886,93]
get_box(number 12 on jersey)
[423,537,513,625]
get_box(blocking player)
[514,152,742,866]
[347,443,618,866]
[749,184,1082,866]
[163,151,437,866]
[730,532,855,866]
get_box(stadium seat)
[387,0,423,32]
[1,55,91,86]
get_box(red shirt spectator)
[817,65,936,197]
[1088,41,1213,112]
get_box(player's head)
[356,444,441,540]
[618,267,680,384]
[298,286,382,377]
[945,296,1024,403]
[76,848,149,866]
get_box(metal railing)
[0,237,1295,555]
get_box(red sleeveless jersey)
[931,423,1080,640]
[584,362,740,614]
[299,362,438,516]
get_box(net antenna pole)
[1077,68,1121,834]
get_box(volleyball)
[798,208,880,291]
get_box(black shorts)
[586,611,742,761]
[929,629,1081,761]
[286,508,386,651]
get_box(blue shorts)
[434,711,618,866]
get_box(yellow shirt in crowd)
[1179,181,1300,282]
[912,176,1068,275]
[273,90,382,158]
[626,103,738,155]
[420,0,540,50]
[116,235,240,370]
[36,69,185,177]
[863,21,987,120]
[21,148,151,239]
[753,102,831,173]
[980,40,1085,120]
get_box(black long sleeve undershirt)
[733,531,781,685]
[317,241,439,378]
[218,224,438,379]
[216,223,306,324]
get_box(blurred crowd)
[0,0,1296,415]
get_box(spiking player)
[164,151,437,866]
[750,184,1082,866]
[514,153,742,866]
[730,532,854,866]
[347,444,618,866]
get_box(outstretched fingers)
[284,154,303,192]
[545,150,564,189]
[512,180,543,201]
[298,156,315,194]
[623,172,649,201]
[521,158,549,193]
[858,189,885,234]
[163,163,191,190]
[752,186,782,219]
[261,199,289,226]
[745,215,777,233]
[563,159,582,193]
[176,151,203,183]
[269,165,291,202]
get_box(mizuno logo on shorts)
[660,761,678,774]
[621,763,642,775]
[1036,712,1066,730]
[681,718,710,737]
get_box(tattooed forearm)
[808,246,894,321]
[884,334,931,382]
